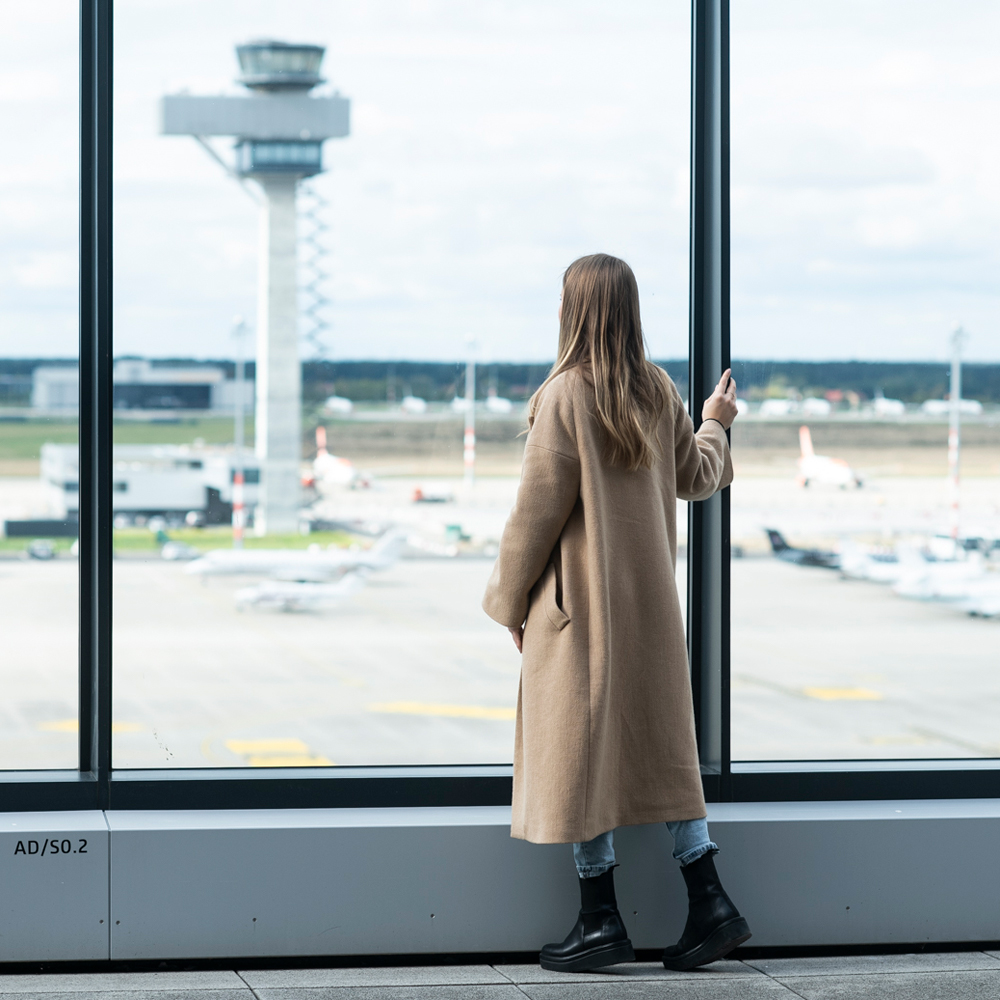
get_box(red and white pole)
[232,315,247,548]
[232,469,245,549]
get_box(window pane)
[112,1,690,768]
[731,1,1000,760]
[0,3,79,768]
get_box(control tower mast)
[161,41,350,534]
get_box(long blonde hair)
[528,253,664,471]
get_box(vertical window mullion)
[687,0,730,800]
[78,0,113,805]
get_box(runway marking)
[225,738,334,767]
[246,754,334,767]
[368,701,516,721]
[802,687,883,701]
[39,719,143,733]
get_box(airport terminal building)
[31,360,252,414]
[0,2,998,995]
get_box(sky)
[0,1,998,364]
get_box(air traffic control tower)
[161,41,350,534]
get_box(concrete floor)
[0,471,998,769]
[0,953,998,998]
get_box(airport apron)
[483,366,733,845]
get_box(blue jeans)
[573,819,718,878]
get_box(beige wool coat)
[483,366,733,845]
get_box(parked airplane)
[236,570,368,613]
[797,426,862,488]
[312,426,365,489]
[961,584,1000,618]
[765,529,840,569]
[892,556,992,601]
[184,530,406,579]
[839,541,906,584]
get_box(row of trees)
[2,358,999,406]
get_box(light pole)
[232,315,248,548]
[463,336,477,488]
[161,41,350,535]
[947,325,967,547]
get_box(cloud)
[735,132,935,190]
[12,251,76,290]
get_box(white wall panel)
[105,800,1000,960]
[0,811,109,962]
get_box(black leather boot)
[661,852,751,970]
[540,867,635,973]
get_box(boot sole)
[540,939,635,973]
[662,917,751,971]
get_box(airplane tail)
[316,425,328,457]
[369,529,407,565]
[766,529,789,553]
[799,425,814,459]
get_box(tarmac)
[0,952,998,998]
[0,461,998,769]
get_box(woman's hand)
[701,368,739,430]
[509,625,524,653]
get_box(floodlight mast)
[160,41,350,535]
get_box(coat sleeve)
[482,382,581,629]
[672,382,734,501]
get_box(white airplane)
[485,392,513,414]
[801,397,832,416]
[312,425,359,488]
[921,398,983,416]
[323,395,354,415]
[236,570,368,613]
[401,395,428,414]
[961,584,1000,618]
[797,426,862,488]
[838,541,908,584]
[184,530,406,580]
[892,555,991,602]
[873,394,905,417]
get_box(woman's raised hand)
[701,368,739,430]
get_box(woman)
[483,253,747,973]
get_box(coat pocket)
[539,561,571,631]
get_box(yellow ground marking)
[246,754,334,767]
[225,738,333,767]
[802,687,883,701]
[225,738,310,755]
[368,701,516,721]
[39,719,142,733]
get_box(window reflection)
[730,1,1000,761]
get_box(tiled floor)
[0,953,998,999]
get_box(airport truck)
[39,443,260,527]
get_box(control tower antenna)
[299,180,333,359]
[160,40,350,534]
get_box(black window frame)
[3,0,998,814]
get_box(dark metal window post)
[79,0,113,807]
[687,0,730,801]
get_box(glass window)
[112,1,690,768]
[730,1,1000,761]
[0,2,79,769]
